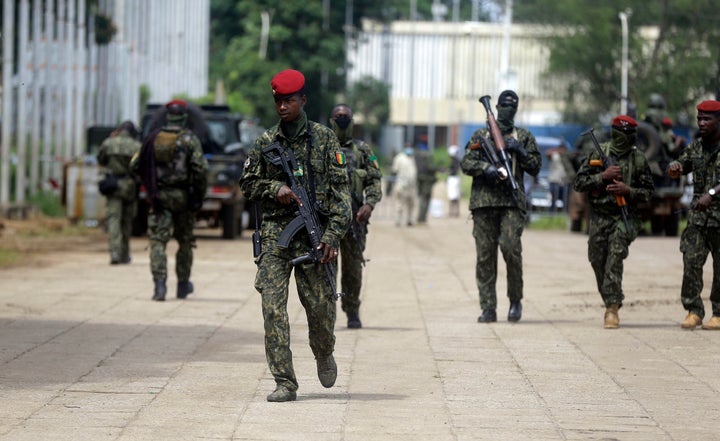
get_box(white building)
[347,19,566,150]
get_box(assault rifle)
[583,128,631,233]
[261,143,343,301]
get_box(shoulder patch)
[369,154,379,169]
[335,151,346,165]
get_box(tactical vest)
[154,128,191,187]
[343,140,367,204]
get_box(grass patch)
[528,213,569,230]
[28,191,65,217]
[0,248,20,266]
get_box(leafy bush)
[29,192,65,218]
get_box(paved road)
[1,201,719,440]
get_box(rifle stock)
[261,143,343,301]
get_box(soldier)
[667,100,720,330]
[415,136,438,224]
[461,90,541,323]
[329,104,383,329]
[239,69,351,402]
[573,115,654,329]
[391,144,417,226]
[97,121,141,265]
[131,99,208,301]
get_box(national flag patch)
[369,154,379,169]
[335,151,346,165]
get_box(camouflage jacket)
[130,126,208,212]
[573,143,654,217]
[239,116,351,248]
[340,138,383,209]
[461,126,541,210]
[674,137,720,227]
[97,132,140,176]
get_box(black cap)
[498,90,519,108]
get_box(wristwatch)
[710,188,717,196]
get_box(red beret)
[661,117,673,127]
[166,99,187,109]
[612,115,638,130]
[697,100,720,113]
[271,69,305,97]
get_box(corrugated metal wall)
[1,0,209,204]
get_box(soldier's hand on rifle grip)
[601,165,622,182]
[485,165,501,180]
[606,179,630,197]
[319,243,338,263]
[356,204,373,223]
[276,185,302,205]
[505,138,527,158]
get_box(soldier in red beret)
[240,69,352,401]
[667,100,720,330]
[573,115,654,329]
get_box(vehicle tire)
[221,203,238,239]
[665,211,679,237]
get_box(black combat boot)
[508,301,522,322]
[110,252,120,265]
[152,278,167,301]
[478,309,497,323]
[177,281,194,299]
[347,312,362,329]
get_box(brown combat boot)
[604,304,620,329]
[701,315,720,330]
[681,312,703,330]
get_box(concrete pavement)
[1,201,720,440]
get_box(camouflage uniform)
[673,137,720,318]
[131,125,208,284]
[415,147,438,223]
[573,143,654,307]
[461,127,541,311]
[239,112,351,392]
[97,131,140,263]
[338,138,382,317]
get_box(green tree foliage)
[347,76,390,143]
[513,0,720,124]
[209,1,346,126]
[208,0,491,128]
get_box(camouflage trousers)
[147,208,195,282]
[254,247,337,392]
[105,196,135,260]
[416,181,434,223]
[587,213,639,307]
[339,230,366,315]
[679,224,720,318]
[471,207,525,310]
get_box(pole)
[619,11,629,115]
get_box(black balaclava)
[496,90,519,134]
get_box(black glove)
[485,165,500,180]
[505,138,527,158]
